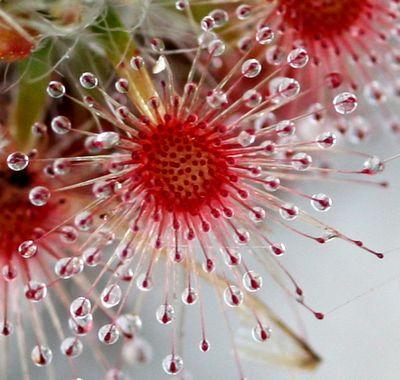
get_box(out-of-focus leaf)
[91,6,134,67]
[91,7,159,120]
[11,40,52,149]
[197,266,321,371]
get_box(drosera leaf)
[91,7,160,121]
[10,40,53,150]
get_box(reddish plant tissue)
[201,0,400,139]
[18,18,390,376]
[0,27,35,61]
[1,135,139,377]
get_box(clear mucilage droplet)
[279,203,299,220]
[25,281,47,302]
[287,48,309,68]
[223,285,244,307]
[51,116,72,134]
[333,92,358,114]
[79,72,99,89]
[18,240,38,259]
[47,81,65,98]
[256,26,274,45]
[70,297,92,319]
[162,354,184,375]
[60,337,83,358]
[311,193,332,212]
[101,284,122,308]
[29,186,51,206]
[252,324,272,342]
[55,257,84,279]
[242,271,263,292]
[98,323,120,345]
[7,152,29,171]
[31,345,53,367]
[241,59,262,78]
[156,304,175,325]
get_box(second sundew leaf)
[10,40,53,150]
[91,7,159,121]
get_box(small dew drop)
[279,203,299,221]
[83,247,102,267]
[208,39,225,57]
[199,339,210,352]
[47,81,65,98]
[156,304,175,325]
[237,130,255,146]
[291,152,312,171]
[252,324,272,342]
[115,78,129,93]
[181,287,198,305]
[79,72,99,89]
[68,314,93,336]
[175,0,188,11]
[242,89,262,108]
[276,120,295,137]
[236,4,251,20]
[29,186,51,206]
[265,45,285,65]
[317,132,337,149]
[18,240,38,259]
[333,92,358,114]
[53,158,70,176]
[60,337,83,358]
[162,354,184,375]
[70,296,92,319]
[2,264,17,281]
[256,26,274,45]
[130,56,145,70]
[269,242,286,256]
[288,48,309,68]
[7,152,29,171]
[31,122,47,136]
[311,193,332,212]
[51,115,72,134]
[55,257,84,279]
[363,156,384,174]
[31,345,53,367]
[98,323,120,345]
[223,285,244,307]
[242,271,263,292]
[0,321,14,336]
[201,16,215,31]
[101,284,122,308]
[74,211,94,231]
[278,78,301,98]
[241,58,262,78]
[95,131,120,149]
[209,9,229,27]
[25,281,47,302]
[136,273,153,291]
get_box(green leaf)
[11,40,52,149]
[91,7,159,120]
[91,7,136,66]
